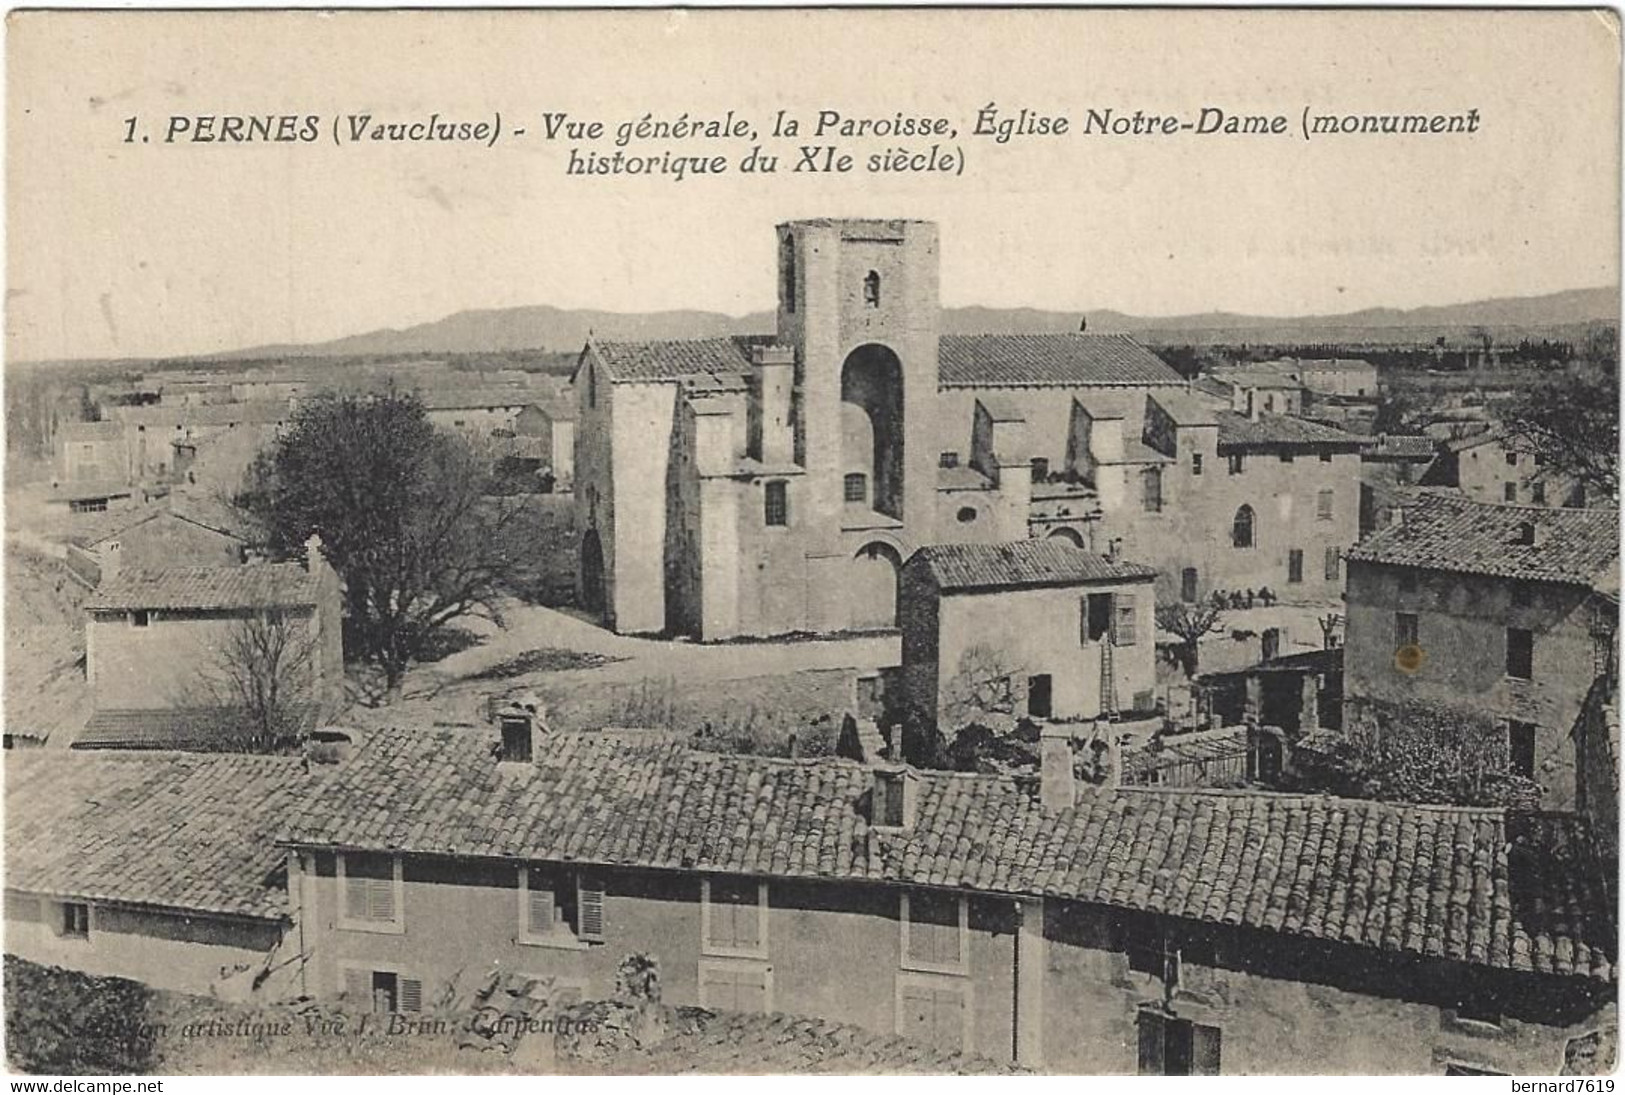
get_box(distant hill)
[210,287,1616,359]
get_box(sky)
[6,9,1621,362]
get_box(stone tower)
[773,218,942,543]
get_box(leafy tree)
[1500,329,1619,500]
[238,391,527,697]
[1155,602,1225,677]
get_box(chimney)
[871,765,918,829]
[304,532,327,575]
[1106,537,1123,563]
[1039,724,1076,811]
[101,540,122,583]
[496,690,547,765]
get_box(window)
[844,473,868,503]
[342,967,422,1014]
[520,866,605,946]
[1397,462,1413,485]
[1191,452,1203,476]
[1027,674,1053,719]
[1505,451,1518,466]
[1319,452,1333,464]
[1506,628,1534,680]
[1504,482,1517,502]
[1531,481,1546,505]
[700,959,772,1013]
[1124,919,1166,977]
[764,481,788,527]
[1264,394,1276,413]
[863,270,881,307]
[1112,593,1138,646]
[131,610,150,628]
[1394,612,1419,649]
[1508,721,1537,779]
[1138,1009,1221,1075]
[939,451,959,469]
[586,363,596,409]
[902,890,968,973]
[1288,549,1304,584]
[1030,457,1050,482]
[897,976,968,1052]
[780,234,796,312]
[1082,592,1113,644]
[69,498,109,514]
[1317,489,1334,521]
[60,902,90,939]
[338,853,404,933]
[1228,453,1244,475]
[1324,546,1340,581]
[1140,467,1163,513]
[702,877,768,958]
[1231,505,1255,549]
[1279,453,1295,464]
[956,506,977,524]
[1181,568,1199,604]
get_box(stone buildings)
[898,539,1157,729]
[1428,429,1590,508]
[1342,492,1619,810]
[62,495,256,588]
[572,217,1364,639]
[78,536,343,750]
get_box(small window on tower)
[863,270,881,308]
[764,481,789,527]
[844,473,868,504]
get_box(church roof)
[582,333,1184,390]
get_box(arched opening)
[580,530,606,617]
[1048,527,1086,549]
[848,541,902,630]
[1232,505,1256,549]
[841,344,905,520]
[863,270,881,308]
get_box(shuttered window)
[699,961,771,1014]
[343,968,422,1014]
[1112,594,1138,646]
[703,878,766,956]
[1138,1009,1221,1075]
[1317,489,1334,521]
[898,979,966,1051]
[339,854,402,932]
[902,891,966,972]
[522,866,606,944]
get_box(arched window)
[844,473,868,503]
[764,480,789,527]
[863,270,881,308]
[1232,505,1256,549]
[780,234,797,313]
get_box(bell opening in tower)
[840,343,905,521]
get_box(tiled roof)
[1294,358,1379,374]
[1215,412,1363,451]
[64,500,167,548]
[85,563,319,611]
[59,420,126,443]
[938,334,1182,388]
[416,387,539,411]
[112,402,290,429]
[586,336,768,384]
[907,539,1158,592]
[47,479,136,502]
[1212,367,1304,390]
[5,750,303,920]
[73,706,317,751]
[280,727,1615,982]
[1345,492,1619,587]
[168,495,260,543]
[1359,434,1439,460]
[1149,391,1220,427]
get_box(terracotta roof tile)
[1345,492,1619,587]
[938,334,1182,388]
[907,540,1158,592]
[5,750,303,920]
[279,728,1616,982]
[85,563,320,611]
[73,705,318,751]
[1215,412,1363,450]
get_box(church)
[572,217,1353,640]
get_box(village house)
[1426,428,1590,508]
[109,401,291,481]
[78,536,343,751]
[62,494,255,587]
[1289,357,1381,399]
[1071,393,1363,605]
[4,749,303,1000]
[418,387,539,437]
[897,539,1158,730]
[267,718,1615,1075]
[1342,493,1619,811]
[56,420,131,485]
[516,400,576,491]
[42,478,141,520]
[571,217,1198,640]
[1196,364,1306,417]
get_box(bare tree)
[939,644,1024,731]
[182,610,318,751]
[1156,602,1226,678]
